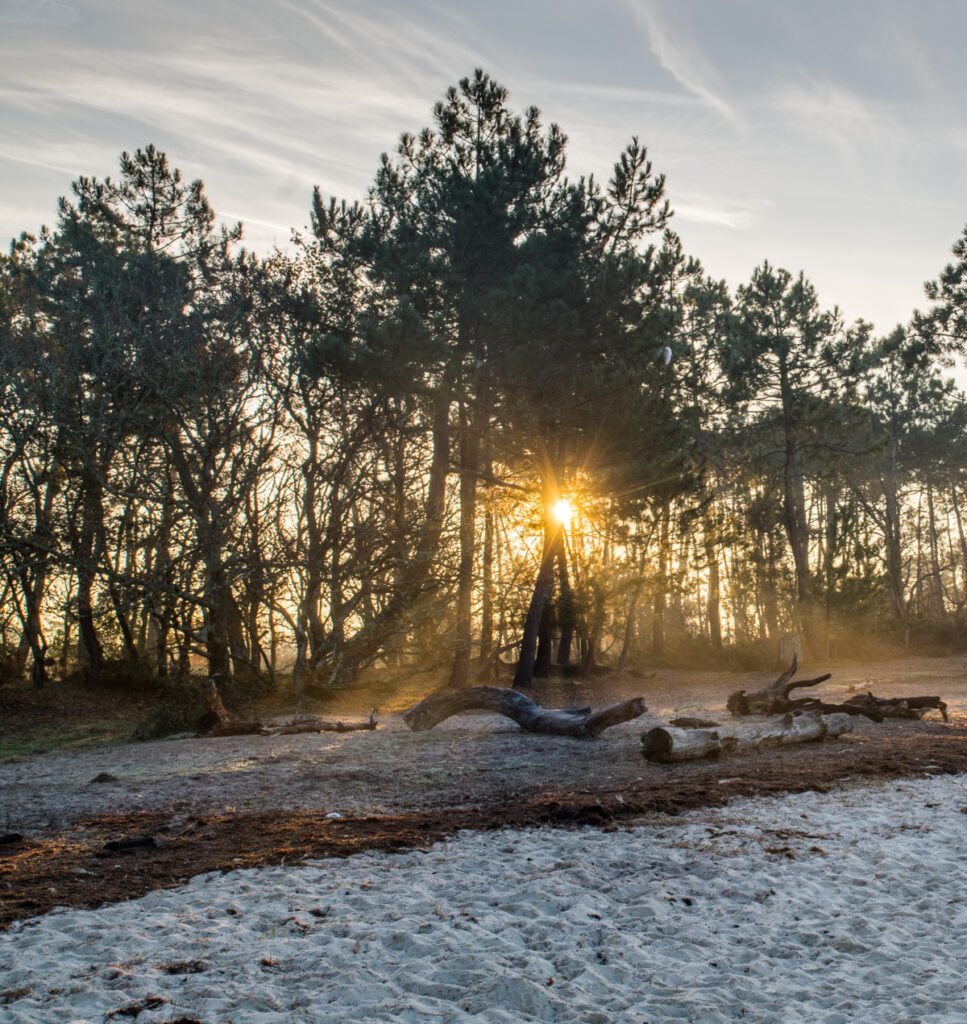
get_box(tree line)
[3,70,967,695]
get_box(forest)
[3,69,967,705]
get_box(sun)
[552,498,573,527]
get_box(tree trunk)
[514,549,556,688]
[705,530,722,649]
[479,505,495,669]
[843,692,948,721]
[515,470,561,689]
[203,542,232,688]
[642,710,853,763]
[403,685,646,738]
[447,402,480,688]
[952,484,967,606]
[75,477,105,681]
[926,481,945,618]
[725,656,885,720]
[617,575,644,671]
[555,534,575,668]
[651,502,670,657]
[783,428,813,647]
[882,449,907,625]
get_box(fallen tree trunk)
[641,710,853,764]
[402,685,646,738]
[727,656,881,721]
[273,709,379,734]
[844,693,948,722]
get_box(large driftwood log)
[403,685,646,738]
[642,710,853,763]
[843,692,948,722]
[726,656,882,721]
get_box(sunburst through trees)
[3,72,967,700]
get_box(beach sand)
[4,772,967,1023]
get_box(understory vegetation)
[4,70,967,706]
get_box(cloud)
[0,0,499,195]
[674,192,771,229]
[0,0,505,245]
[773,80,901,160]
[0,0,79,25]
[619,0,737,122]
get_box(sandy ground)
[3,657,966,835]
[4,773,967,1023]
[3,656,967,933]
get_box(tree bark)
[926,481,945,617]
[403,685,646,738]
[447,401,480,688]
[726,655,888,720]
[274,709,379,734]
[555,534,574,667]
[642,710,853,763]
[479,504,495,670]
[843,692,948,722]
[651,502,670,657]
[514,506,559,689]
[617,575,644,671]
[705,529,722,649]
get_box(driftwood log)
[726,656,883,721]
[403,685,646,738]
[195,681,379,737]
[274,709,379,734]
[642,710,853,763]
[843,692,948,722]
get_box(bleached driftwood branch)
[641,710,853,763]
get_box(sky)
[2,0,966,336]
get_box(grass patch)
[0,678,148,758]
[0,723,133,760]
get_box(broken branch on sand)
[726,656,922,722]
[725,657,950,724]
[273,709,379,734]
[402,685,646,738]
[842,693,948,722]
[196,681,379,737]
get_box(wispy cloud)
[619,0,737,122]
[674,192,771,230]
[0,0,500,243]
[773,80,902,160]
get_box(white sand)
[4,773,967,1023]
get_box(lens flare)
[552,498,573,527]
